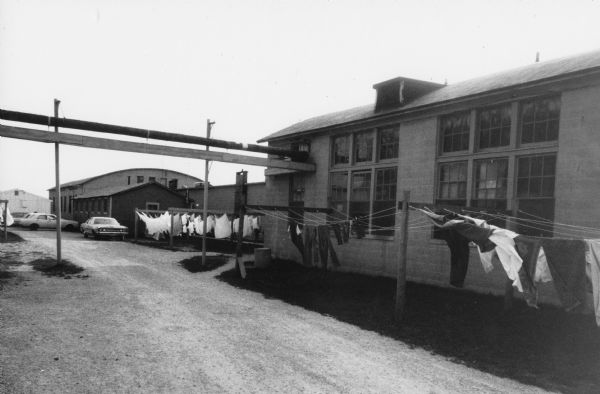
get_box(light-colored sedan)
[19,213,79,231]
[80,217,128,240]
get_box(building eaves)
[258,49,600,143]
[73,181,185,200]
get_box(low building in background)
[0,189,51,214]
[182,182,266,213]
[48,168,203,220]
[72,182,188,234]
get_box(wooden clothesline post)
[202,119,214,267]
[395,190,411,323]
[235,170,248,279]
[54,99,62,265]
[1,200,8,242]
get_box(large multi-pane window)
[516,154,557,236]
[349,171,372,230]
[441,112,470,153]
[354,131,374,163]
[478,105,511,149]
[520,97,560,144]
[472,158,508,210]
[329,172,348,220]
[372,168,397,235]
[332,135,350,165]
[437,161,467,205]
[516,155,556,199]
[378,127,399,160]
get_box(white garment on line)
[243,215,253,238]
[5,207,14,227]
[215,214,232,239]
[534,247,552,283]
[488,232,523,292]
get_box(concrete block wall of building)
[260,51,600,307]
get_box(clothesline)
[411,205,600,326]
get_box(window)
[516,155,556,198]
[332,135,350,165]
[372,168,397,235]
[14,190,18,196]
[349,171,371,231]
[478,105,511,149]
[149,177,156,182]
[137,176,144,184]
[168,179,178,190]
[291,141,311,152]
[472,158,508,210]
[516,154,556,237]
[520,96,560,144]
[441,112,470,153]
[146,202,159,211]
[354,131,373,163]
[437,162,467,205]
[329,172,348,220]
[102,198,108,212]
[127,176,131,185]
[378,126,399,160]
[290,174,305,202]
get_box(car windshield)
[94,218,118,225]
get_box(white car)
[80,217,128,240]
[19,213,79,231]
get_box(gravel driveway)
[0,230,548,393]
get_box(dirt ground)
[1,229,555,393]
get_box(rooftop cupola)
[373,77,445,111]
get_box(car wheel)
[30,224,39,231]
[92,230,97,238]
[121,235,126,241]
[83,231,88,238]
[64,224,74,232]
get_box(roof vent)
[373,77,445,111]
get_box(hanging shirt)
[215,214,232,239]
[206,215,216,234]
[243,216,253,238]
[172,213,183,236]
[585,239,600,326]
[534,247,552,283]
[489,232,523,292]
[539,238,587,312]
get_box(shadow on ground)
[29,258,88,279]
[217,260,600,393]
[178,255,230,273]
[0,231,25,243]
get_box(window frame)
[353,130,375,164]
[377,125,400,161]
[439,111,471,154]
[331,134,351,167]
[476,104,511,150]
[519,96,561,145]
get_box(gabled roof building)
[258,49,600,305]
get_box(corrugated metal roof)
[258,49,600,142]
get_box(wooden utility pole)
[202,119,214,266]
[395,190,411,322]
[235,170,248,278]
[54,99,62,265]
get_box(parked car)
[80,217,128,240]
[10,212,30,226]
[19,213,79,231]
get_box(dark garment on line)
[328,236,340,267]
[303,225,313,266]
[514,236,542,307]
[317,225,330,269]
[437,228,471,288]
[332,224,343,245]
[289,222,304,259]
[451,222,496,253]
[538,238,587,312]
[342,222,350,243]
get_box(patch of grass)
[217,259,600,393]
[29,258,84,277]
[178,255,229,273]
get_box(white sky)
[1,0,599,197]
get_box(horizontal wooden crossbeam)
[0,125,316,172]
